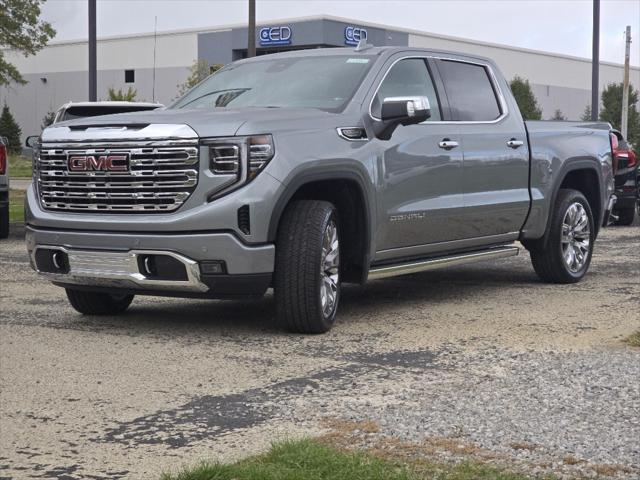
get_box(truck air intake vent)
[36,140,199,213]
[237,205,251,235]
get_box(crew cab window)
[437,60,502,121]
[371,58,441,121]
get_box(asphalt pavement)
[1,222,638,479]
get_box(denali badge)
[67,154,130,172]
[390,212,426,222]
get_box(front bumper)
[26,226,275,297]
[614,181,638,209]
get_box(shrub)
[0,103,22,153]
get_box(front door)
[373,57,464,252]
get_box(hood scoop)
[68,124,151,132]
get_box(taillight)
[610,132,619,151]
[628,150,637,168]
[610,133,620,173]
[0,144,7,175]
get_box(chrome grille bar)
[37,140,199,213]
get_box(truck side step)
[368,245,520,280]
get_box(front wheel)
[529,189,594,284]
[274,200,340,334]
[65,288,134,315]
[614,207,635,226]
[0,203,9,239]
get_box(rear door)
[435,59,530,239]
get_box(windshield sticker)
[346,58,370,64]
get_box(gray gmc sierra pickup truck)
[25,46,616,333]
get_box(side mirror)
[25,135,39,148]
[374,96,431,140]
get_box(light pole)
[621,26,631,138]
[590,0,600,121]
[88,0,97,101]
[248,0,256,58]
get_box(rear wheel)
[65,288,134,315]
[274,200,340,334]
[614,207,635,226]
[0,203,9,239]
[529,189,594,284]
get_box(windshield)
[171,55,375,112]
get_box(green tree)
[0,103,22,153]
[580,104,592,121]
[41,109,55,129]
[176,60,223,97]
[0,0,56,86]
[509,76,542,120]
[599,82,640,146]
[107,86,137,101]
[551,109,566,121]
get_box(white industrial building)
[2,15,638,140]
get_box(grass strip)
[624,330,640,347]
[9,189,25,223]
[8,154,32,178]
[160,438,551,480]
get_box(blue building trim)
[197,18,408,66]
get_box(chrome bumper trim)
[31,246,209,292]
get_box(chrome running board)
[368,246,519,280]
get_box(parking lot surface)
[1,222,639,479]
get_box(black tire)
[614,207,635,226]
[0,203,9,239]
[529,189,595,284]
[65,288,134,315]
[274,200,341,334]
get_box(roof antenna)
[354,37,373,52]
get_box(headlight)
[247,135,274,180]
[205,134,274,182]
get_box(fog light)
[200,261,226,275]
[137,254,188,281]
[35,248,69,274]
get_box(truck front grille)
[36,141,199,213]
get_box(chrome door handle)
[438,139,459,150]
[507,139,524,149]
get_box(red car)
[610,130,638,225]
[0,136,8,238]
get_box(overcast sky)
[41,0,640,66]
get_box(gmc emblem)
[67,154,130,172]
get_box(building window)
[125,70,135,83]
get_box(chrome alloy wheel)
[320,219,340,319]
[561,202,591,273]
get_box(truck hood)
[44,107,352,140]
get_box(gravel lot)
[1,221,638,479]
